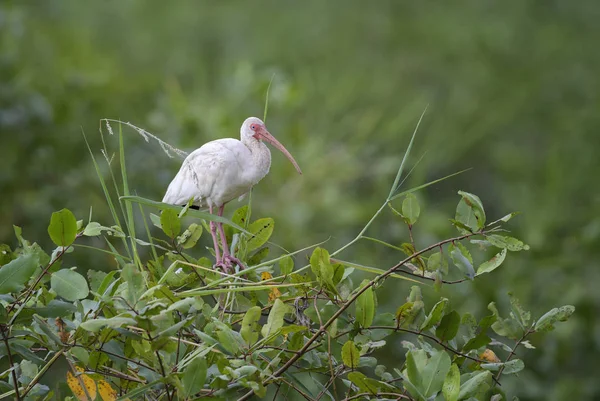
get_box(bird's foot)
[213,261,232,274]
[213,256,245,274]
[223,255,246,271]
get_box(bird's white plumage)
[162,119,271,208]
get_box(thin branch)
[342,392,414,401]
[237,231,484,400]
[1,326,20,401]
[495,325,535,384]
[368,326,489,364]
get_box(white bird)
[162,117,302,271]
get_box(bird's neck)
[243,138,272,184]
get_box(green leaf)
[436,310,460,342]
[420,298,449,331]
[177,223,202,249]
[463,331,491,352]
[488,212,520,226]
[402,193,420,225]
[246,218,274,251]
[80,316,137,332]
[279,256,294,275]
[48,209,78,247]
[449,243,475,279]
[160,209,181,238]
[395,301,415,326]
[535,305,576,332]
[421,350,451,397]
[261,298,287,339]
[0,254,39,294]
[406,349,426,392]
[443,364,460,401]
[509,292,531,327]
[309,247,337,292]
[449,219,474,233]
[458,371,492,400]
[83,222,114,237]
[481,359,524,374]
[348,371,379,395]
[458,191,486,229]
[455,198,478,232]
[182,356,207,398]
[342,340,360,369]
[355,281,375,328]
[51,269,89,301]
[477,248,507,275]
[122,264,145,305]
[427,251,448,274]
[488,302,523,339]
[486,234,530,251]
[240,306,261,346]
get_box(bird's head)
[242,117,302,174]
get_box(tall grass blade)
[120,196,248,232]
[82,129,131,258]
[118,122,142,268]
[388,168,472,201]
[387,105,428,200]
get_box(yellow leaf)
[67,366,97,401]
[269,286,282,302]
[98,379,117,401]
[479,348,501,363]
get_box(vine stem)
[237,230,483,401]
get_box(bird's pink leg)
[217,205,245,270]
[208,204,223,266]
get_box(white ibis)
[162,117,302,272]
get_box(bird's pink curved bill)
[260,130,302,174]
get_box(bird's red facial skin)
[252,124,267,140]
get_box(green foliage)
[0,113,577,401]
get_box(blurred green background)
[1,1,599,399]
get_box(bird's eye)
[251,125,256,130]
